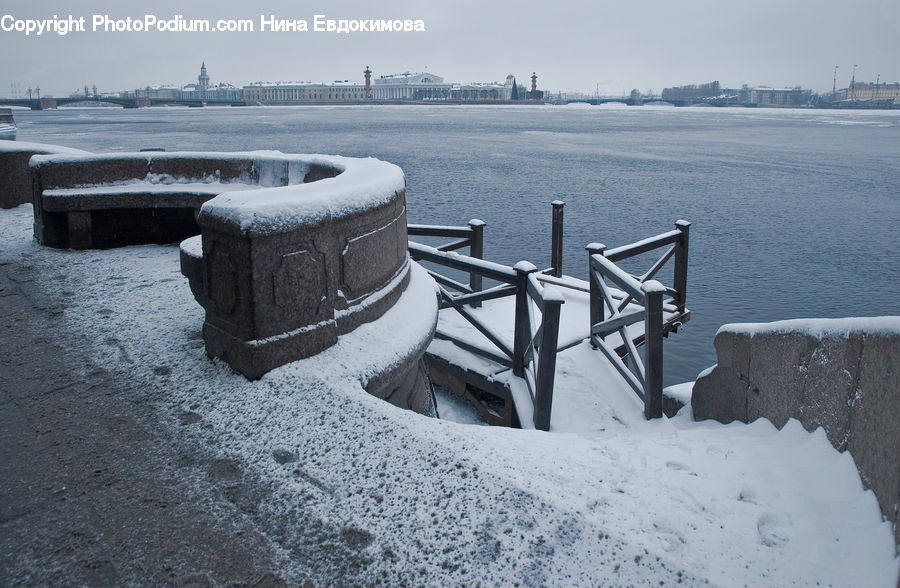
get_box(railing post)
[468,219,485,307]
[585,243,606,348]
[533,289,564,431]
[512,261,536,377]
[550,200,565,277]
[673,220,690,312]
[642,280,665,419]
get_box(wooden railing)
[549,200,565,277]
[408,232,564,431]
[408,219,485,306]
[409,212,690,425]
[585,220,690,418]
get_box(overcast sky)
[3,0,899,97]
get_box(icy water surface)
[13,105,900,384]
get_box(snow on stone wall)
[693,317,900,549]
[0,141,90,209]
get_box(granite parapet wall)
[24,147,436,415]
[0,141,90,209]
[186,153,414,381]
[692,317,900,549]
[29,151,331,249]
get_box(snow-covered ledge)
[28,149,434,412]
[29,150,347,248]
[184,153,416,382]
[0,141,89,209]
[692,317,900,549]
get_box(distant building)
[242,81,366,103]
[198,62,210,97]
[238,68,544,104]
[124,82,240,102]
[833,82,900,105]
[180,63,240,101]
[449,74,526,102]
[748,86,809,107]
[661,81,721,104]
[371,72,452,100]
[452,81,513,101]
[145,86,181,100]
[505,74,531,101]
[200,83,241,102]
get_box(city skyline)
[2,0,899,97]
[3,60,883,100]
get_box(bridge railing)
[585,220,690,419]
[408,236,564,431]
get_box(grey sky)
[2,0,899,97]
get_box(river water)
[12,105,900,385]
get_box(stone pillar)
[0,144,87,209]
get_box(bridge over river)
[0,96,244,110]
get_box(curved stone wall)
[187,153,412,380]
[26,149,435,415]
[692,317,900,549]
[29,151,342,249]
[0,141,90,209]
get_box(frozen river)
[13,104,900,384]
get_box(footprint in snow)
[757,512,790,548]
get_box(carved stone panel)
[273,248,327,320]
[207,244,238,316]
[340,210,406,301]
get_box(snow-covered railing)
[407,219,485,306]
[597,219,691,313]
[586,220,691,419]
[519,266,565,430]
[408,240,564,430]
[548,200,565,277]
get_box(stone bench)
[0,141,90,209]
[30,151,341,249]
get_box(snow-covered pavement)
[1,203,897,586]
